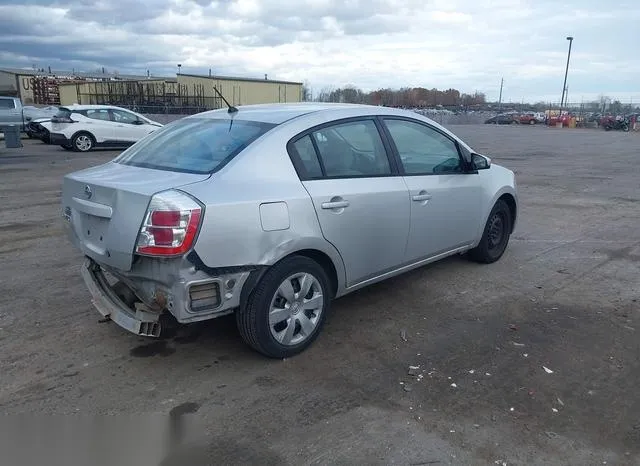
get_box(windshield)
[113,117,277,174]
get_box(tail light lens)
[135,190,203,257]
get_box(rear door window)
[311,120,391,177]
[85,109,111,121]
[289,135,323,179]
[114,118,276,174]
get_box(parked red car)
[518,113,538,125]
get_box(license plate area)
[78,213,110,254]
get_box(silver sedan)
[62,103,518,358]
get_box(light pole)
[559,36,573,116]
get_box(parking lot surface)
[1,126,638,465]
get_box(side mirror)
[471,153,491,170]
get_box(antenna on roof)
[212,85,238,114]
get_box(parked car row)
[484,112,546,125]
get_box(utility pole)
[498,77,504,112]
[559,36,573,116]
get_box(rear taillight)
[135,190,203,257]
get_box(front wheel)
[529,119,536,125]
[467,199,512,264]
[236,256,331,358]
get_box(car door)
[288,118,411,287]
[109,109,148,143]
[82,108,116,143]
[381,117,484,263]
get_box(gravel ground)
[0,125,639,466]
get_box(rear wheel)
[467,199,512,264]
[72,132,94,152]
[529,119,536,125]
[236,256,331,358]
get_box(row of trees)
[301,84,638,114]
[303,84,486,108]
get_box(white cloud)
[0,0,639,102]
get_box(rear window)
[52,108,72,120]
[113,118,276,174]
[0,99,16,109]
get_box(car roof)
[61,104,124,111]
[185,102,418,125]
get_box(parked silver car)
[62,103,518,358]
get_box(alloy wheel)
[75,135,92,151]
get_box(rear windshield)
[113,117,276,174]
[53,108,72,118]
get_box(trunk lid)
[62,162,209,271]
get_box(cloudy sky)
[1,0,638,103]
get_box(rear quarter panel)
[181,121,348,291]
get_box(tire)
[72,132,95,152]
[236,256,331,358]
[529,119,536,125]
[467,199,512,264]
[622,124,630,132]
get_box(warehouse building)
[176,73,303,106]
[0,67,163,105]
[58,73,304,110]
[1,66,304,110]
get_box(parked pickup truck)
[0,96,25,130]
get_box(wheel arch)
[473,186,518,246]
[239,244,346,315]
[498,192,517,233]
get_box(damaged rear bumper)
[81,257,162,337]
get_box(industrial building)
[58,73,303,110]
[0,67,304,110]
[0,67,163,105]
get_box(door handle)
[321,200,350,209]
[412,192,432,202]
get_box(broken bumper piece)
[81,257,161,337]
